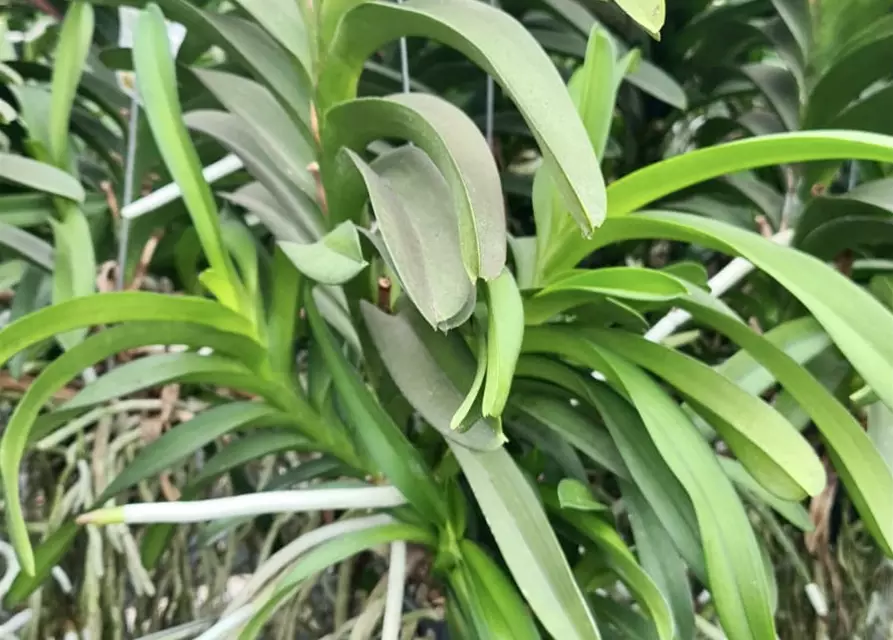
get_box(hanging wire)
[396,0,411,94]
[485,0,498,148]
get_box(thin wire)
[485,0,499,148]
[396,0,410,94]
[115,96,141,290]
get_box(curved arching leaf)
[0,318,263,575]
[0,154,85,201]
[319,0,606,236]
[324,93,505,280]
[575,212,893,413]
[582,327,825,500]
[521,333,776,640]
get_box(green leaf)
[713,317,830,398]
[0,153,85,201]
[3,522,79,608]
[60,352,282,413]
[50,212,96,349]
[185,110,322,243]
[345,147,475,331]
[192,66,315,184]
[520,335,775,639]
[230,0,311,73]
[604,131,893,219]
[0,319,265,574]
[557,478,609,512]
[509,384,627,478]
[482,268,524,419]
[324,93,506,280]
[362,301,504,451]
[307,287,447,525]
[867,401,893,474]
[582,212,893,419]
[135,4,243,313]
[613,0,665,35]
[624,483,695,640]
[544,370,705,579]
[663,290,893,553]
[97,402,286,505]
[320,0,607,236]
[48,1,94,167]
[582,328,825,500]
[449,443,601,640]
[460,539,542,640]
[0,292,259,366]
[279,221,368,285]
[539,266,689,301]
[0,223,53,270]
[242,522,435,638]
[568,27,618,163]
[546,494,673,640]
[451,330,488,431]
[718,458,813,531]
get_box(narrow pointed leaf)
[583,328,825,500]
[624,483,695,640]
[547,497,673,640]
[578,212,893,415]
[482,268,524,419]
[521,334,776,639]
[0,154,84,200]
[48,1,94,166]
[135,4,241,309]
[449,442,602,640]
[307,287,447,525]
[460,539,542,640]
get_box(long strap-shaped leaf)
[0,154,84,201]
[135,4,244,314]
[449,442,602,640]
[582,327,826,500]
[575,212,893,413]
[521,339,775,640]
[550,130,893,272]
[319,0,606,236]
[669,292,893,555]
[0,318,263,575]
[305,284,447,525]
